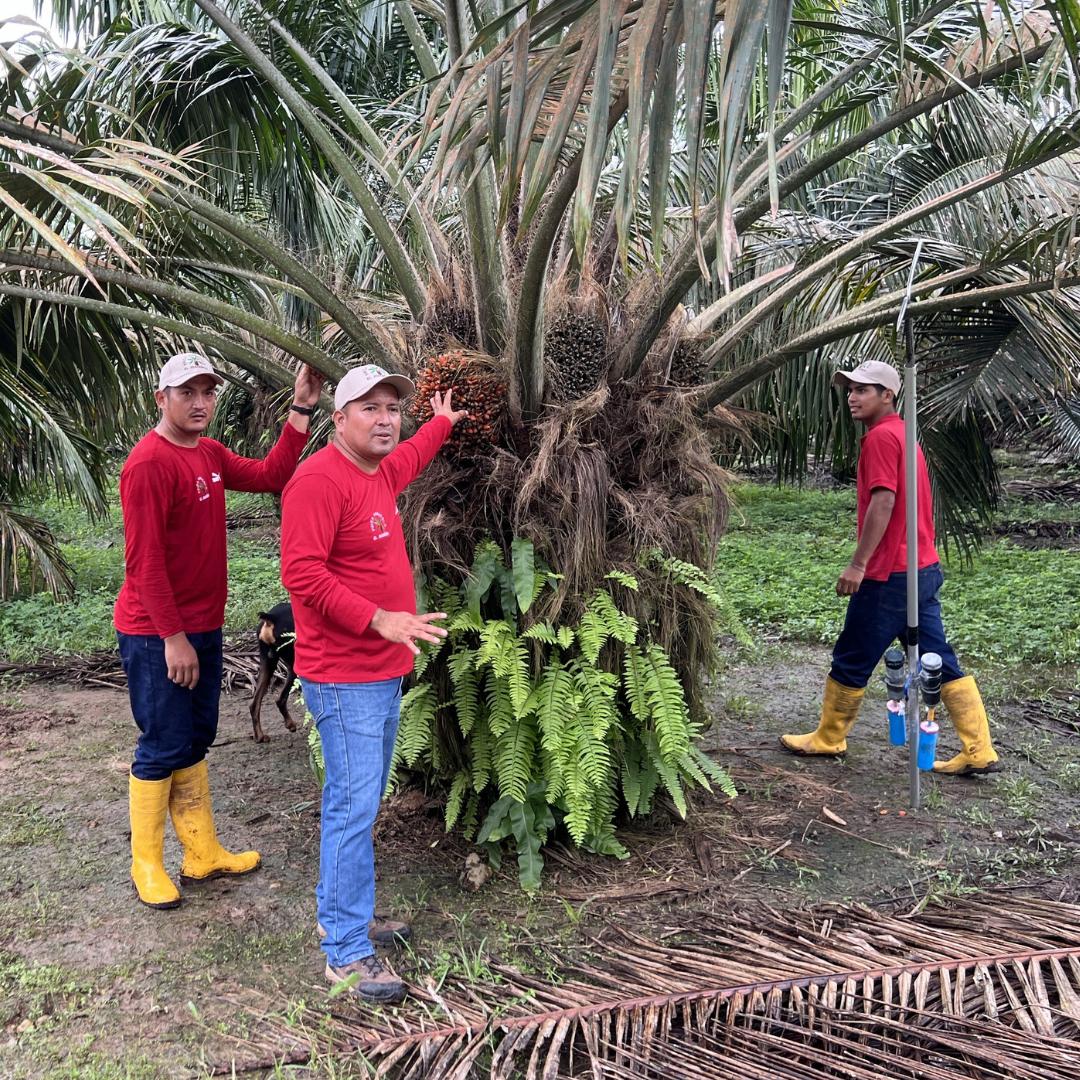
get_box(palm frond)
[225,893,1080,1078]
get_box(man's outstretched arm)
[221,364,325,492]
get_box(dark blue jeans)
[830,564,964,690]
[117,629,224,780]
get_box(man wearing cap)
[115,352,324,910]
[780,360,999,776]
[280,364,465,1003]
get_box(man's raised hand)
[431,388,468,427]
[369,608,449,656]
[293,363,325,408]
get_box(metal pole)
[903,315,920,811]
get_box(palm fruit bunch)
[421,301,478,352]
[669,335,710,387]
[410,350,506,459]
[545,311,608,401]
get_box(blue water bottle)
[888,702,906,746]
[918,719,939,771]
[883,647,906,746]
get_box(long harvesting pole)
[903,315,920,811]
[898,242,923,811]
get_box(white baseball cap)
[158,352,224,390]
[334,364,415,411]
[832,359,901,395]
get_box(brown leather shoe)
[317,917,412,946]
[325,954,406,1003]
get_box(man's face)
[155,375,218,435]
[334,384,402,460]
[847,382,893,426]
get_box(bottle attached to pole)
[917,652,942,771]
[884,646,907,746]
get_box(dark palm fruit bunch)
[669,337,710,387]
[410,350,507,458]
[545,312,608,401]
[422,303,478,351]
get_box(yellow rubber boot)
[933,676,1000,775]
[129,774,182,909]
[780,676,865,756]
[169,761,261,883]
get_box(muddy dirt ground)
[1,645,1078,1078]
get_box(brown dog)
[250,602,297,742]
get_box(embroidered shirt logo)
[370,512,390,540]
[211,472,221,483]
[195,476,210,502]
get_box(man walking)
[280,364,465,1004]
[116,352,323,909]
[780,359,999,776]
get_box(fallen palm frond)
[216,894,1080,1078]
[0,643,260,692]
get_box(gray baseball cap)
[832,359,901,394]
[334,364,415,411]
[158,352,224,390]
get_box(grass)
[0,488,286,661]
[3,479,1079,676]
[719,483,1080,669]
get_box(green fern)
[687,745,738,799]
[484,667,515,739]
[493,715,538,804]
[400,538,737,889]
[469,713,493,793]
[622,644,650,722]
[522,621,558,644]
[588,588,639,644]
[530,661,575,755]
[448,646,480,735]
[604,569,640,591]
[398,684,436,766]
[642,644,692,761]
[445,769,470,830]
[644,732,688,818]
[576,607,608,664]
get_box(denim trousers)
[117,629,224,780]
[830,563,964,689]
[300,676,402,967]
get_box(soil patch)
[1,645,1078,1076]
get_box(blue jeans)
[117,629,224,780]
[300,677,402,967]
[830,564,964,689]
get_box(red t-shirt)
[857,413,938,581]
[114,424,308,637]
[280,416,451,683]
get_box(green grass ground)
[4,481,1079,671]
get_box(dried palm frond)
[222,894,1080,1078]
[0,644,260,691]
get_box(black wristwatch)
[290,404,315,416]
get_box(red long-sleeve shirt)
[114,424,308,637]
[858,413,938,581]
[280,416,451,683]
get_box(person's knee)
[133,737,195,779]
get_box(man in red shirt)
[116,352,323,909]
[281,364,464,1003]
[781,360,999,776]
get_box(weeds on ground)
[719,484,1080,668]
[1,482,284,655]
